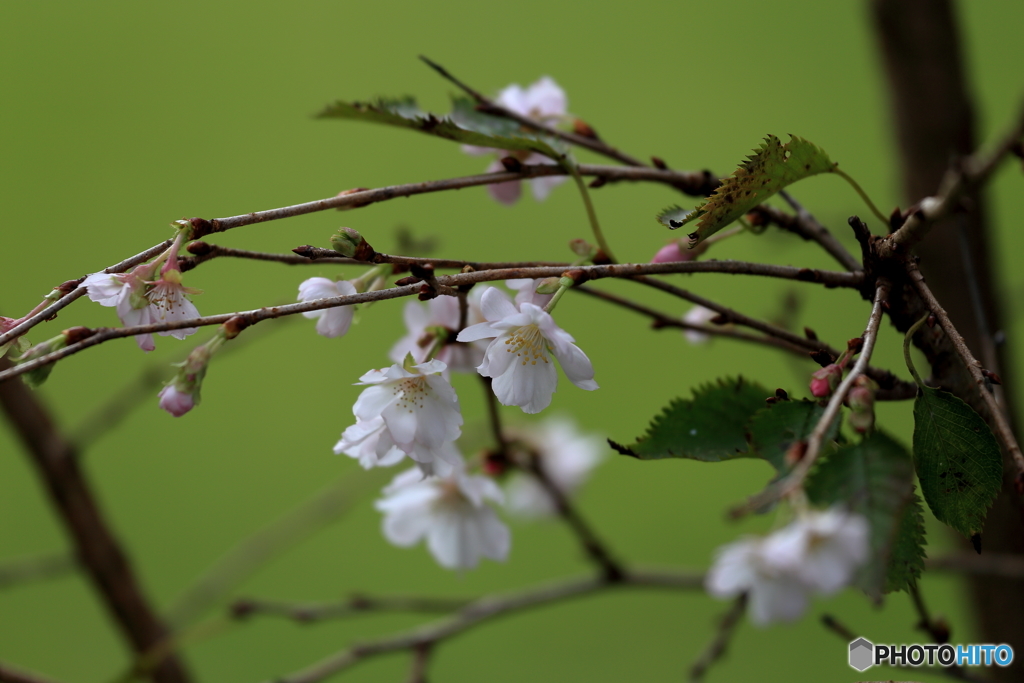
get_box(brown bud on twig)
[809,349,836,367]
[709,315,729,326]
[927,314,937,328]
[591,249,612,266]
[775,388,789,401]
[189,216,217,239]
[784,440,808,468]
[63,326,95,345]
[186,241,214,256]
[888,206,905,232]
[409,263,435,280]
[222,316,249,339]
[572,118,599,139]
[499,156,522,172]
[588,176,607,189]
[417,284,438,301]
[335,187,374,210]
[847,337,864,355]
[560,268,590,286]
[803,327,819,341]
[982,369,1003,385]
[394,275,422,287]
[56,278,83,295]
[651,156,668,170]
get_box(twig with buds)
[729,279,891,517]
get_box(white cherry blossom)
[375,466,510,570]
[462,77,569,204]
[506,278,554,310]
[344,359,463,474]
[457,288,597,414]
[298,277,357,338]
[705,508,870,625]
[682,305,718,345]
[505,417,605,517]
[389,288,489,373]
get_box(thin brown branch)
[729,279,891,517]
[0,240,173,349]
[0,554,77,590]
[0,357,191,683]
[573,285,815,357]
[0,663,68,683]
[231,594,470,623]
[907,260,1024,481]
[196,163,715,237]
[879,98,1024,258]
[689,594,746,681]
[759,193,862,272]
[629,275,915,401]
[405,643,431,683]
[0,261,863,386]
[418,55,649,169]
[259,569,704,683]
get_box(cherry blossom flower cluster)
[705,508,869,625]
[294,270,602,569]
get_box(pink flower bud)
[158,383,196,417]
[651,242,692,264]
[809,364,842,398]
[848,376,878,434]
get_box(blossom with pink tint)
[389,288,489,373]
[298,277,357,338]
[457,288,597,414]
[463,77,569,205]
[375,466,510,570]
[651,241,693,264]
[810,364,843,398]
[158,383,196,417]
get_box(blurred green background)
[2,1,1023,681]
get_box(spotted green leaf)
[317,96,564,161]
[747,399,839,473]
[913,386,1002,540]
[658,134,836,246]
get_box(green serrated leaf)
[609,377,769,461]
[805,430,925,596]
[747,399,839,473]
[912,386,1002,539]
[660,134,836,244]
[317,96,565,161]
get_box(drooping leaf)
[805,430,925,596]
[659,134,836,245]
[609,377,770,461]
[912,386,1002,540]
[317,96,564,161]
[747,399,839,473]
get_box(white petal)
[315,307,355,338]
[456,321,500,343]
[479,287,518,322]
[524,76,567,117]
[530,173,567,202]
[747,575,809,626]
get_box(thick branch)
[259,570,703,683]
[0,358,190,683]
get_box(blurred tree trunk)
[870,0,1023,677]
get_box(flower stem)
[902,314,930,388]
[834,168,889,227]
[567,163,615,263]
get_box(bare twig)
[628,275,915,401]
[0,554,76,590]
[906,260,1024,480]
[729,279,891,517]
[878,99,1024,258]
[231,594,470,623]
[406,643,431,683]
[763,192,863,272]
[573,285,810,356]
[0,261,863,386]
[689,594,746,681]
[0,357,191,683]
[259,570,704,683]
[927,552,1024,579]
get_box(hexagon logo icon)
[849,637,874,672]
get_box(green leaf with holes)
[912,386,1002,540]
[805,430,925,596]
[658,134,836,245]
[747,399,839,473]
[317,96,564,160]
[609,377,770,461]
